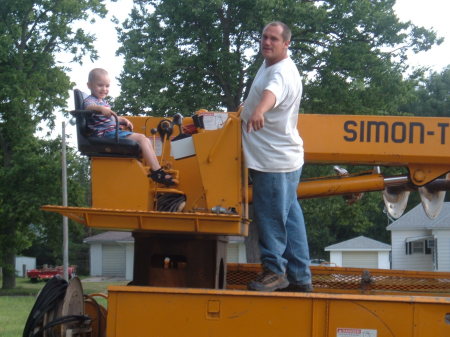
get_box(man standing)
[242,21,312,292]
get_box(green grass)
[0,295,36,337]
[0,276,127,337]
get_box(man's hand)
[245,90,276,133]
[247,110,265,133]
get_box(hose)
[156,193,186,212]
[23,276,90,337]
[23,276,68,337]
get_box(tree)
[400,66,450,117]
[21,146,92,274]
[0,0,107,289]
[114,0,441,260]
[115,0,441,116]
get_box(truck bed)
[105,265,450,337]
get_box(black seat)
[71,89,140,157]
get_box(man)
[242,21,312,292]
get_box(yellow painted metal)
[248,172,387,202]
[40,112,450,335]
[41,205,246,235]
[105,285,450,337]
[299,114,450,185]
[43,112,450,234]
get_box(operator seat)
[71,89,140,157]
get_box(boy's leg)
[127,133,160,170]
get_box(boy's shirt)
[83,95,117,136]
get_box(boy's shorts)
[103,130,133,138]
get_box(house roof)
[84,231,244,243]
[84,231,134,244]
[325,235,391,251]
[386,202,450,231]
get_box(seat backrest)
[74,89,86,110]
[71,89,140,158]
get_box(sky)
[54,0,450,144]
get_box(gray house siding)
[435,229,450,271]
[390,230,433,271]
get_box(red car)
[26,265,76,282]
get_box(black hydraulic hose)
[40,315,90,336]
[22,276,68,337]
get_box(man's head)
[260,21,291,66]
[87,68,110,99]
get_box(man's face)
[260,24,289,66]
[87,74,110,99]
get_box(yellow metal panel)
[105,286,450,337]
[300,114,450,165]
[40,205,247,235]
[300,114,450,185]
[91,157,151,210]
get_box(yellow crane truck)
[26,89,450,336]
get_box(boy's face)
[87,74,110,99]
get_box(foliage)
[400,66,450,117]
[115,0,441,116]
[114,0,442,258]
[21,146,91,274]
[0,0,107,289]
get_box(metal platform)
[41,205,247,235]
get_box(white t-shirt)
[241,57,304,172]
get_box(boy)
[83,68,176,186]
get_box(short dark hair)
[263,21,292,41]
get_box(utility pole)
[62,121,69,280]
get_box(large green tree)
[21,144,92,275]
[400,66,450,117]
[114,0,442,258]
[115,0,441,116]
[0,0,107,289]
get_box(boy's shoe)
[278,283,314,293]
[247,268,289,292]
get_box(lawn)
[0,276,127,337]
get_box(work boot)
[247,267,289,292]
[278,283,314,293]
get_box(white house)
[84,231,247,280]
[15,256,36,277]
[84,231,135,280]
[325,236,391,269]
[386,202,450,272]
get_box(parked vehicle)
[31,107,450,336]
[26,265,76,282]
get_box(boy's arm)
[118,116,133,131]
[84,103,116,118]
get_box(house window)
[405,236,434,255]
[425,239,433,255]
[405,240,428,255]
[411,240,424,254]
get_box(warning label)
[337,328,377,337]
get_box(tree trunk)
[1,247,16,289]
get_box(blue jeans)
[251,168,312,285]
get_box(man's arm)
[246,90,276,133]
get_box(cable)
[23,276,68,337]
[156,193,186,212]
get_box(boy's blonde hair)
[88,68,109,83]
